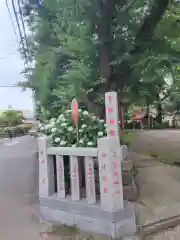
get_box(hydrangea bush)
[38,109,108,147]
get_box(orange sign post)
[71,99,79,142]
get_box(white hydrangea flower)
[55,137,60,143]
[100,119,104,123]
[56,119,61,123]
[83,111,88,115]
[51,128,56,133]
[92,116,96,121]
[60,140,66,146]
[82,124,87,129]
[67,126,73,131]
[79,139,84,144]
[79,129,83,133]
[40,126,44,131]
[45,124,51,130]
[72,144,76,147]
[47,122,55,129]
[78,109,82,113]
[65,109,71,113]
[98,132,103,137]
[87,142,93,146]
[61,123,67,127]
[57,114,66,122]
[50,118,56,123]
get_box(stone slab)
[74,213,116,238]
[40,196,135,223]
[115,214,136,237]
[40,205,136,238]
[40,206,74,226]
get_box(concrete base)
[40,195,136,238]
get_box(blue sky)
[0,1,33,110]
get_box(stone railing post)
[38,135,55,197]
[98,137,124,210]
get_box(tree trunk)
[156,103,163,124]
[97,0,116,92]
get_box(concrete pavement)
[0,136,40,239]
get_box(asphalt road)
[0,136,40,239]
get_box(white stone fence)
[38,135,128,209]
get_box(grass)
[41,223,79,237]
[147,150,180,166]
[121,130,137,146]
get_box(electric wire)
[17,0,29,52]
[12,0,36,118]
[11,0,27,60]
[5,0,20,47]
[0,51,17,60]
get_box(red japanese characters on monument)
[73,163,78,191]
[105,92,119,138]
[88,163,94,195]
[100,150,109,194]
[40,151,46,185]
[111,149,121,196]
[59,161,63,190]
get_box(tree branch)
[134,0,169,46]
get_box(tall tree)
[19,0,180,120]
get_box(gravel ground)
[131,130,180,240]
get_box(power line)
[12,0,27,59]
[5,0,20,47]
[0,51,17,60]
[0,40,16,44]
[17,0,28,48]
[0,85,19,87]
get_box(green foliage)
[0,110,23,126]
[17,123,35,132]
[19,0,180,123]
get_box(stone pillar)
[56,155,65,198]
[85,156,96,204]
[38,136,55,197]
[70,156,80,201]
[98,91,124,210]
[98,137,124,210]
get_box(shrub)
[17,124,34,132]
[0,110,23,126]
[39,109,109,147]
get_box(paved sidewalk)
[0,136,40,239]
